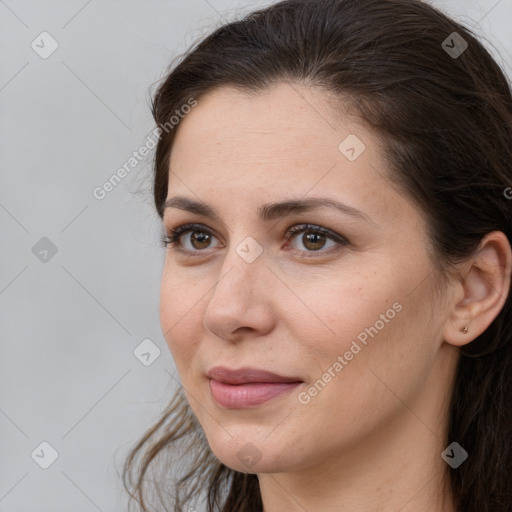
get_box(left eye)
[286,225,344,253]
[162,223,348,256]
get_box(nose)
[202,244,276,343]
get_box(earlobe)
[443,231,512,348]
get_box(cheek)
[159,268,204,370]
[288,264,401,352]
[303,276,436,418]
[292,261,431,399]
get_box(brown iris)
[301,231,326,251]
[190,231,212,250]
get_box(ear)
[443,231,512,347]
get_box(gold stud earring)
[459,326,468,334]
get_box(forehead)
[166,82,414,230]
[170,84,374,182]
[171,83,353,163]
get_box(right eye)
[161,223,222,254]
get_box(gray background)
[1,1,511,511]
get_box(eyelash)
[160,222,349,258]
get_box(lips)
[207,366,302,384]
[207,366,303,408]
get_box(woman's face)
[160,82,456,474]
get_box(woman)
[123,0,512,510]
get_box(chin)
[205,432,299,474]
[214,449,290,474]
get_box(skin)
[159,82,512,512]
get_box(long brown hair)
[122,0,512,510]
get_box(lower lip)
[209,379,302,408]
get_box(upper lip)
[207,366,302,385]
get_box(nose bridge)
[211,235,267,304]
[203,234,274,338]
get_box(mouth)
[207,366,303,409]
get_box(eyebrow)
[163,196,376,226]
